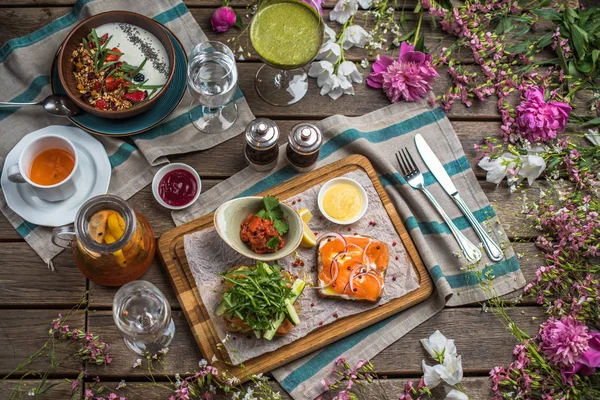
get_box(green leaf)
[263,195,279,212]
[533,9,560,20]
[266,236,281,249]
[273,219,289,235]
[583,117,600,126]
[571,24,588,60]
[234,10,243,29]
[255,209,269,219]
[414,34,425,53]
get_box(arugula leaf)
[273,219,289,235]
[266,236,282,250]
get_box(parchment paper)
[183,170,420,364]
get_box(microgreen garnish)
[255,195,289,236]
[219,262,292,332]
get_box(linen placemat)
[174,97,526,400]
[0,0,253,265]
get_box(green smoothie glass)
[250,0,324,106]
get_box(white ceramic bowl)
[317,177,368,225]
[152,163,201,210]
[214,196,303,262]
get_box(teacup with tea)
[7,134,79,202]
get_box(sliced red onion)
[316,232,347,248]
[348,265,383,293]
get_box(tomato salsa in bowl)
[214,196,303,262]
[57,11,176,119]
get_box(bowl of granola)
[57,11,176,119]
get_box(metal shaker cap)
[288,122,322,154]
[245,118,279,150]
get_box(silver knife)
[414,134,504,262]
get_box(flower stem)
[414,11,423,46]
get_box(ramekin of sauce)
[152,163,201,210]
[317,177,368,225]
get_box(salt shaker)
[285,122,322,172]
[244,118,280,172]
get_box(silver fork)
[396,148,482,263]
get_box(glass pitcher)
[52,195,156,286]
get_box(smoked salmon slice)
[317,234,389,302]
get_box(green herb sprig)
[255,196,289,248]
[219,262,292,332]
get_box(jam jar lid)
[288,122,322,154]
[245,118,280,150]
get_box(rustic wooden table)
[0,1,546,399]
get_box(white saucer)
[1,126,111,227]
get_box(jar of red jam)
[244,118,280,172]
[285,122,322,172]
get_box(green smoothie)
[250,0,323,69]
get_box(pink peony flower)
[210,6,236,33]
[367,42,439,102]
[515,87,571,142]
[561,330,600,384]
[538,316,590,368]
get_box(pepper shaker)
[244,118,280,172]
[285,122,322,172]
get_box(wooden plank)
[158,155,433,382]
[0,309,84,375]
[85,309,203,377]
[83,306,542,378]
[0,379,79,399]
[0,242,86,307]
[82,376,496,399]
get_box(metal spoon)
[0,95,81,117]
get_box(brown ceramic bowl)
[57,11,176,119]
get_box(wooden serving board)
[158,155,433,381]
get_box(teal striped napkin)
[175,98,526,400]
[0,0,253,266]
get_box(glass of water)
[113,280,175,356]
[187,41,238,134]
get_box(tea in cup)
[7,134,79,202]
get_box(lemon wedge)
[298,208,316,248]
[298,208,312,224]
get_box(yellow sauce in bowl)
[322,183,363,221]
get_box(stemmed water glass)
[250,0,324,106]
[187,41,239,133]
[113,280,175,356]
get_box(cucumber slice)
[263,279,306,340]
[285,298,300,326]
[254,330,262,339]
[215,300,227,316]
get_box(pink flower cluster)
[515,87,571,142]
[367,42,439,103]
[169,362,219,400]
[51,313,112,365]
[538,317,600,384]
[490,343,535,399]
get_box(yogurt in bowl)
[95,22,170,91]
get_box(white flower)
[308,61,334,86]
[478,153,518,185]
[337,61,362,83]
[435,353,463,386]
[132,358,142,368]
[324,25,337,43]
[316,41,341,63]
[211,354,218,363]
[320,74,354,100]
[358,0,372,7]
[286,73,309,100]
[585,129,600,146]
[445,389,469,400]
[330,0,359,24]
[199,359,208,367]
[159,347,169,355]
[360,58,369,69]
[28,390,36,397]
[343,25,372,49]
[517,154,546,185]
[422,360,441,388]
[116,380,126,390]
[420,330,457,362]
